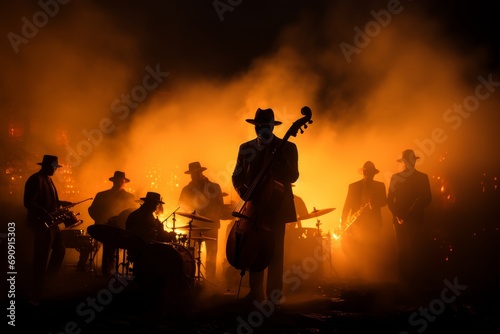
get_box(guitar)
[333,202,371,240]
[396,197,419,225]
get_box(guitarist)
[340,161,388,280]
[387,149,432,291]
[23,155,73,303]
[232,108,299,303]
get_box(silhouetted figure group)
[23,108,433,308]
[339,149,432,295]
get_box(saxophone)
[333,202,371,240]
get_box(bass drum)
[133,242,196,292]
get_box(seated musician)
[125,192,171,258]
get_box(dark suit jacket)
[388,168,432,224]
[178,177,224,230]
[88,188,136,225]
[24,171,61,226]
[232,135,299,223]
[341,179,387,228]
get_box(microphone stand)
[162,206,180,232]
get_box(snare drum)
[61,229,83,248]
[62,210,83,229]
[133,242,196,291]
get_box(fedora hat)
[37,155,62,168]
[185,162,207,174]
[245,108,282,126]
[140,192,165,204]
[358,161,379,174]
[109,171,130,183]
[397,149,420,163]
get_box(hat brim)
[109,177,130,183]
[397,157,420,162]
[359,168,380,174]
[184,167,207,174]
[245,119,282,125]
[139,197,165,204]
[37,162,63,167]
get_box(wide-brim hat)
[185,162,207,174]
[37,155,62,168]
[109,170,130,183]
[140,192,165,204]
[358,161,379,174]
[397,149,420,163]
[245,108,282,126]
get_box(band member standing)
[340,161,388,281]
[87,171,137,276]
[388,149,432,289]
[232,108,299,302]
[23,155,73,302]
[178,162,224,282]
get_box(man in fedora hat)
[126,192,168,248]
[178,161,224,282]
[24,154,73,301]
[388,149,432,292]
[88,171,137,276]
[231,108,299,302]
[340,161,388,281]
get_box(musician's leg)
[101,243,114,276]
[266,221,286,301]
[205,229,219,281]
[249,270,266,302]
[46,229,66,277]
[77,249,90,273]
[32,226,51,298]
[205,241,217,281]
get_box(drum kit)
[285,206,337,282]
[87,209,216,291]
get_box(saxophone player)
[340,161,388,281]
[24,155,73,304]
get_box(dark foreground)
[6,261,500,334]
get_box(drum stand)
[311,215,338,279]
[114,247,133,278]
[87,239,98,276]
[193,239,204,282]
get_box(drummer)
[125,192,170,258]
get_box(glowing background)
[1,0,499,285]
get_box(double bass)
[226,106,313,275]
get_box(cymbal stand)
[312,207,322,233]
[87,238,97,277]
[194,239,204,282]
[187,218,194,253]
[172,212,177,233]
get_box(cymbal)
[298,208,336,221]
[175,224,203,229]
[175,225,212,231]
[177,211,213,222]
[190,235,217,241]
[87,224,146,250]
